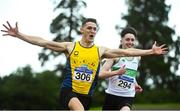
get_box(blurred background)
[0,0,180,110]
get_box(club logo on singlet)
[74,51,79,56]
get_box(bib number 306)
[74,72,92,82]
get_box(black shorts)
[102,93,134,110]
[59,87,92,110]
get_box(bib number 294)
[118,80,131,89]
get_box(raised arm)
[100,41,167,59]
[99,59,126,79]
[1,21,71,52]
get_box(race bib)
[73,66,93,82]
[116,75,134,89]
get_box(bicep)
[103,48,127,58]
[100,46,119,59]
[45,41,69,52]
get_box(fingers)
[162,51,168,54]
[162,47,168,51]
[121,64,126,68]
[119,65,126,74]
[1,21,15,31]
[135,85,143,93]
[1,21,18,37]
[155,42,167,49]
[136,88,143,93]
[153,41,157,45]
[160,44,166,48]
[153,41,169,53]
[160,44,168,52]
[1,30,8,32]
[7,21,12,29]
[2,24,9,30]
[2,21,12,31]
[16,22,18,28]
[2,34,10,36]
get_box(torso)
[61,41,100,96]
[106,57,140,97]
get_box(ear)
[80,27,84,34]
[120,39,122,44]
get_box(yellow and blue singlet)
[61,41,100,96]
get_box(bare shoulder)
[98,46,109,58]
[64,42,75,53]
[102,58,114,64]
[58,42,73,48]
[60,42,73,46]
[104,58,116,66]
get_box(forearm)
[99,70,118,79]
[120,48,154,56]
[104,48,154,58]
[17,32,48,47]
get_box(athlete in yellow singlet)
[62,41,100,95]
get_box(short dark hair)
[121,27,137,38]
[82,18,98,26]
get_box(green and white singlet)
[105,57,140,97]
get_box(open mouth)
[89,35,94,37]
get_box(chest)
[113,57,139,70]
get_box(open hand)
[152,41,168,55]
[1,21,19,37]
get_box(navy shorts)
[59,87,92,110]
[102,93,134,110]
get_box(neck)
[79,39,94,47]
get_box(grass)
[133,103,180,110]
[90,103,180,110]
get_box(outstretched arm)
[1,21,70,52]
[100,41,167,59]
[99,59,126,79]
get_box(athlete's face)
[80,22,97,43]
[121,33,136,49]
